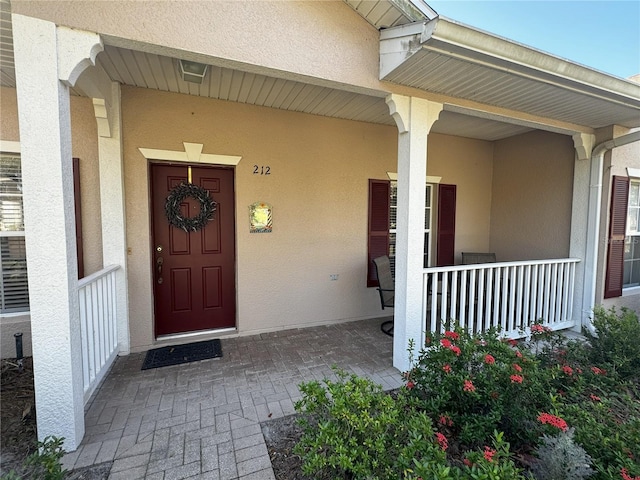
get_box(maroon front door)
[151,164,236,336]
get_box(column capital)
[386,94,443,134]
[572,132,596,161]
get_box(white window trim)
[1,141,28,316]
[623,179,640,290]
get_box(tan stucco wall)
[0,87,20,141]
[13,0,382,95]
[121,86,398,350]
[490,130,575,261]
[0,88,102,358]
[427,133,494,263]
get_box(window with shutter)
[436,184,456,267]
[604,175,629,298]
[623,179,640,289]
[0,153,29,313]
[367,179,436,286]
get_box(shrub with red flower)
[442,364,451,373]
[513,363,522,372]
[510,374,523,384]
[435,432,448,451]
[450,345,461,356]
[440,338,452,348]
[621,468,640,480]
[439,415,453,427]
[444,330,460,341]
[463,379,476,392]
[562,365,574,376]
[483,446,497,462]
[484,354,495,365]
[537,412,568,432]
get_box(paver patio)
[62,317,402,479]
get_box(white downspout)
[583,130,640,332]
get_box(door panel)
[151,164,236,336]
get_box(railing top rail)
[78,264,120,288]
[424,257,581,274]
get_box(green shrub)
[0,436,67,480]
[293,369,442,479]
[583,306,640,380]
[406,328,552,449]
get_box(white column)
[386,94,443,372]
[12,14,103,450]
[95,83,131,354]
[569,133,596,330]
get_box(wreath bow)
[165,183,217,232]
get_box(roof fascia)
[388,0,437,21]
[381,17,640,109]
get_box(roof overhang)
[380,17,640,129]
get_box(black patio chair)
[373,255,394,336]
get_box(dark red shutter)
[73,158,84,279]
[436,184,456,267]
[604,176,629,298]
[367,179,390,287]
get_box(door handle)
[157,256,163,283]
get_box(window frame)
[623,179,640,291]
[1,144,29,315]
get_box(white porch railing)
[423,258,581,338]
[78,265,120,404]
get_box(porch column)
[95,82,131,354]
[386,94,443,372]
[12,14,103,450]
[570,133,596,330]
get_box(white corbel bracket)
[57,26,103,87]
[386,94,443,134]
[572,133,596,161]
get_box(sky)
[426,1,640,80]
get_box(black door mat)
[141,339,222,370]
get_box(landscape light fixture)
[179,59,208,84]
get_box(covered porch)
[5,0,640,453]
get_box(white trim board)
[138,142,241,165]
[0,141,21,153]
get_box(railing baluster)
[78,265,120,404]
[423,258,579,341]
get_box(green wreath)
[165,183,217,232]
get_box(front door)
[151,163,236,336]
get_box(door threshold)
[156,327,237,343]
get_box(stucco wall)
[0,87,102,358]
[12,0,382,95]
[490,130,575,261]
[121,86,398,350]
[428,133,494,264]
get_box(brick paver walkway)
[62,318,402,479]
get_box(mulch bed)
[0,358,111,479]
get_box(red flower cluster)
[440,338,461,356]
[537,412,568,432]
[484,354,495,365]
[435,432,448,451]
[590,394,601,402]
[531,324,551,334]
[406,381,415,390]
[439,415,453,427]
[507,338,518,347]
[443,364,452,373]
[513,363,522,372]
[591,366,606,375]
[562,365,574,376]
[510,374,523,384]
[483,446,497,462]
[621,468,640,480]
[444,330,460,341]
[514,350,523,358]
[463,379,476,392]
